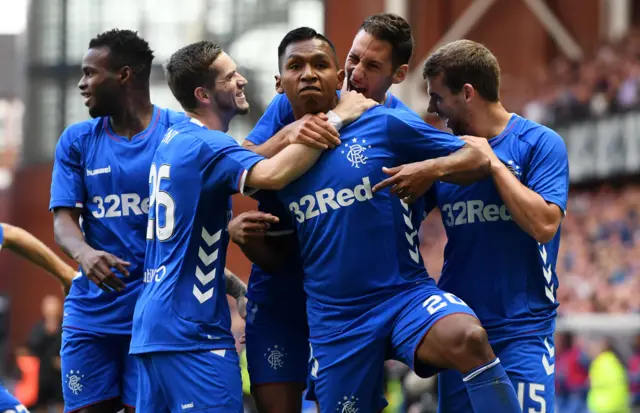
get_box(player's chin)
[88,105,108,119]
[235,102,250,115]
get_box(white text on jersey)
[91,193,150,218]
[289,177,373,223]
[86,165,111,176]
[441,200,511,227]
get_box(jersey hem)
[129,343,236,355]
[63,318,132,335]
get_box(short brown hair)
[423,40,500,102]
[164,41,223,111]
[361,13,414,69]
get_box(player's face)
[345,30,400,103]
[426,72,472,135]
[210,52,250,115]
[277,39,344,116]
[78,47,123,118]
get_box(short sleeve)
[204,132,266,195]
[386,112,465,164]
[49,126,86,211]
[244,93,295,146]
[524,130,569,213]
[0,224,4,251]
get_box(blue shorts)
[306,282,477,413]
[244,299,309,386]
[438,333,556,413]
[60,328,136,413]
[136,350,243,413]
[0,386,28,412]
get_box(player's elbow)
[246,163,288,191]
[532,222,559,244]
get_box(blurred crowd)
[514,30,640,126]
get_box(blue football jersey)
[244,91,417,305]
[130,118,264,354]
[49,106,186,335]
[428,114,569,339]
[271,105,465,335]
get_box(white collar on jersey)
[189,117,206,128]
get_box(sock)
[463,358,523,413]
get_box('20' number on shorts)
[422,293,468,315]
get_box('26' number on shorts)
[422,293,468,315]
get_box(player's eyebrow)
[221,68,236,80]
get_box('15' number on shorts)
[422,293,468,315]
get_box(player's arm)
[373,114,490,202]
[1,223,76,291]
[228,210,295,273]
[243,142,323,191]
[53,208,129,292]
[461,133,568,243]
[50,129,129,293]
[224,268,248,318]
[244,91,377,158]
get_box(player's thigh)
[245,299,309,387]
[135,355,170,413]
[389,284,478,377]
[251,383,306,413]
[495,334,556,413]
[0,387,29,413]
[306,338,387,413]
[60,328,123,412]
[152,349,243,412]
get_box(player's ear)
[392,64,409,85]
[194,86,211,105]
[119,66,133,86]
[336,69,345,91]
[462,83,475,102]
[275,75,284,94]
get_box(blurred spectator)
[556,332,590,413]
[586,337,630,413]
[26,295,63,413]
[628,335,640,412]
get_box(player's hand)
[332,86,379,126]
[287,113,341,149]
[236,295,248,319]
[228,211,279,245]
[460,136,501,170]
[372,160,437,204]
[239,334,246,345]
[77,248,130,293]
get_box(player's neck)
[469,102,512,139]
[109,95,154,140]
[187,109,232,132]
[291,95,339,120]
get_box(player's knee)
[458,324,492,362]
[439,322,494,372]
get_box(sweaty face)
[78,47,122,118]
[210,52,250,116]
[278,38,343,116]
[427,73,471,136]
[345,30,395,103]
